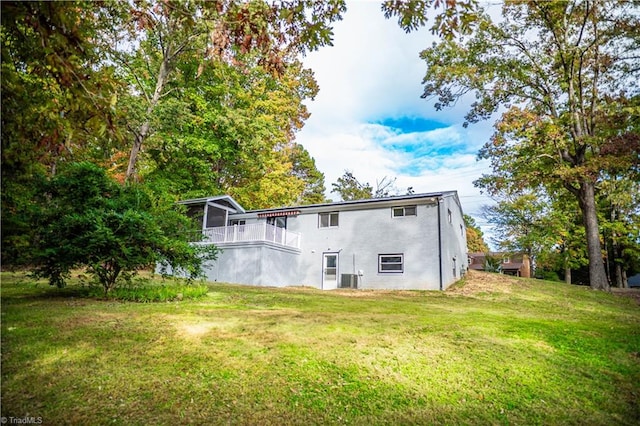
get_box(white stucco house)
[177,191,468,291]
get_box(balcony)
[190,223,301,250]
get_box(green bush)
[30,162,219,295]
[483,253,503,273]
[536,270,561,282]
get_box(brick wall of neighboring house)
[467,252,531,278]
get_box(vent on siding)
[340,274,358,289]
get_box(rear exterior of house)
[177,191,468,290]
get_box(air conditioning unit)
[340,274,358,289]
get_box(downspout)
[437,197,443,291]
[353,253,356,274]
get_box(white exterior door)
[322,253,339,290]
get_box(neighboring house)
[468,252,531,278]
[175,191,468,290]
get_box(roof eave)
[177,195,246,214]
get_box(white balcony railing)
[195,223,301,250]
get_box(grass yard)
[1,271,639,425]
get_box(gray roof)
[177,191,460,216]
[246,191,457,214]
[177,195,245,214]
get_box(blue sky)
[376,117,449,134]
[295,1,496,239]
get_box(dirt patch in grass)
[169,313,258,341]
[331,289,427,298]
[447,270,525,296]
[179,321,224,338]
[611,288,640,305]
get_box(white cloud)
[295,1,497,241]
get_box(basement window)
[379,254,404,273]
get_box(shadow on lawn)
[1,272,110,303]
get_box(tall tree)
[481,191,589,283]
[382,0,479,38]
[597,97,640,287]
[1,1,125,265]
[1,1,124,174]
[331,171,413,201]
[331,171,373,201]
[289,143,328,205]
[399,0,640,290]
[545,194,589,285]
[138,54,324,209]
[481,193,549,259]
[1,0,342,266]
[600,175,640,287]
[373,176,399,198]
[115,0,346,181]
[463,214,489,253]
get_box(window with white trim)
[392,205,417,217]
[267,215,287,229]
[319,212,339,228]
[379,254,404,273]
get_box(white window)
[319,212,339,228]
[379,254,403,273]
[392,205,417,217]
[267,215,287,229]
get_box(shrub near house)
[30,162,218,295]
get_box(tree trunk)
[603,228,612,283]
[563,249,571,284]
[565,266,571,285]
[614,262,623,288]
[611,229,625,288]
[125,54,172,182]
[577,180,609,290]
[125,126,148,182]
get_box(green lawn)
[1,271,639,425]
